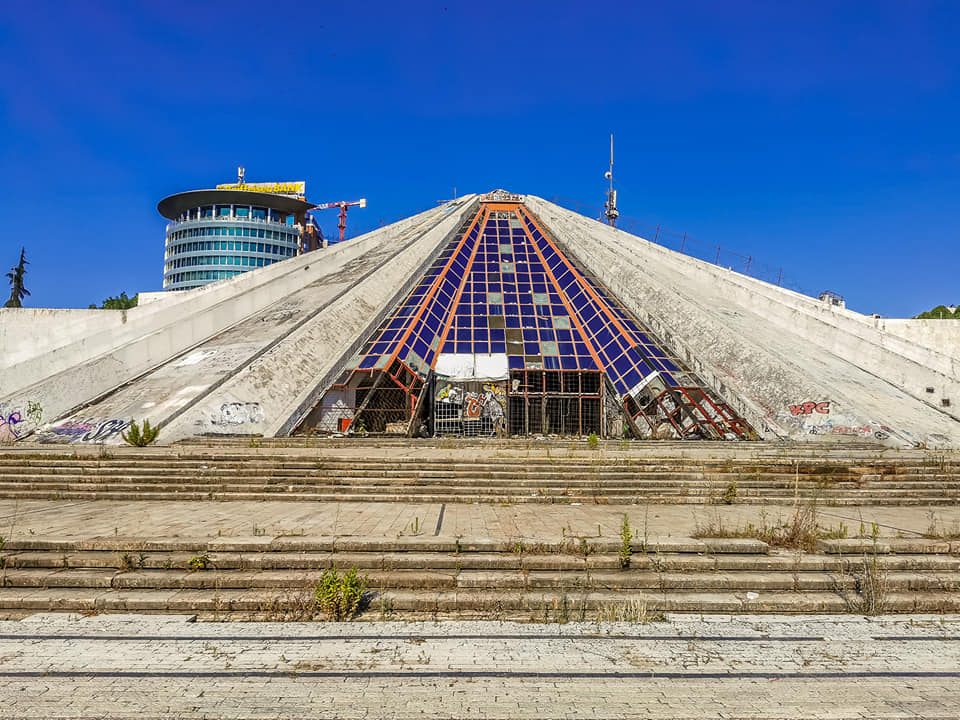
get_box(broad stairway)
[0,441,958,505]
[0,440,957,619]
[1,534,958,619]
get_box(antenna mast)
[604,134,618,227]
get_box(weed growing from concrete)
[188,553,211,571]
[618,514,632,569]
[721,481,738,505]
[122,420,159,447]
[315,566,368,620]
[596,598,665,623]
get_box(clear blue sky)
[1,1,957,316]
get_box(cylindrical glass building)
[158,186,316,291]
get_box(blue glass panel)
[661,359,680,373]
[524,342,540,354]
[491,341,506,353]
[359,355,379,370]
[413,338,429,358]
[522,329,538,342]
[586,315,605,333]
[622,367,641,389]
[595,326,614,348]
[508,355,524,370]
[612,355,632,376]
[544,356,560,370]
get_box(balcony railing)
[165,215,302,233]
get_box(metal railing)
[165,215,300,233]
[552,196,813,295]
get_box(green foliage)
[91,291,139,310]
[618,514,633,567]
[587,432,599,449]
[188,553,211,571]
[5,248,29,308]
[914,304,960,320]
[315,566,368,620]
[121,419,160,447]
[722,481,738,505]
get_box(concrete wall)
[0,200,475,441]
[878,319,960,361]
[0,308,133,371]
[526,196,960,448]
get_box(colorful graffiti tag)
[436,383,506,420]
[212,402,264,425]
[38,418,130,444]
[0,412,22,442]
[789,401,830,416]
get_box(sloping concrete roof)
[2,193,959,448]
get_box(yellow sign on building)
[215,181,306,196]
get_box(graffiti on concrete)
[806,421,890,440]
[26,401,43,426]
[789,401,830,416]
[0,412,23,442]
[38,418,130,444]
[795,414,895,442]
[213,402,264,425]
[437,383,505,420]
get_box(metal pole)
[715,245,721,264]
[679,232,685,253]
[777,267,783,286]
[746,256,752,274]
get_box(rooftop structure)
[158,175,322,291]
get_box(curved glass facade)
[162,203,301,291]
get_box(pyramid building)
[2,191,959,448]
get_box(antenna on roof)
[604,134,618,227]
[237,166,245,185]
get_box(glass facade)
[310,200,753,440]
[162,202,300,291]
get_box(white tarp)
[435,353,510,381]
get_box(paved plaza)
[1,613,959,718]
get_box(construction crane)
[311,199,367,243]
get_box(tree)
[914,304,960,320]
[90,291,139,310]
[4,248,29,308]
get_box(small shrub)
[587,432,599,449]
[188,553,211,571]
[122,419,159,447]
[315,566,368,620]
[722,481,737,505]
[618,514,633,568]
[849,552,888,615]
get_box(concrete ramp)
[526,196,960,448]
[1,197,477,444]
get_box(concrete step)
[4,567,960,593]
[1,587,958,619]
[0,489,958,505]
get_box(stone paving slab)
[0,499,958,544]
[0,615,959,718]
